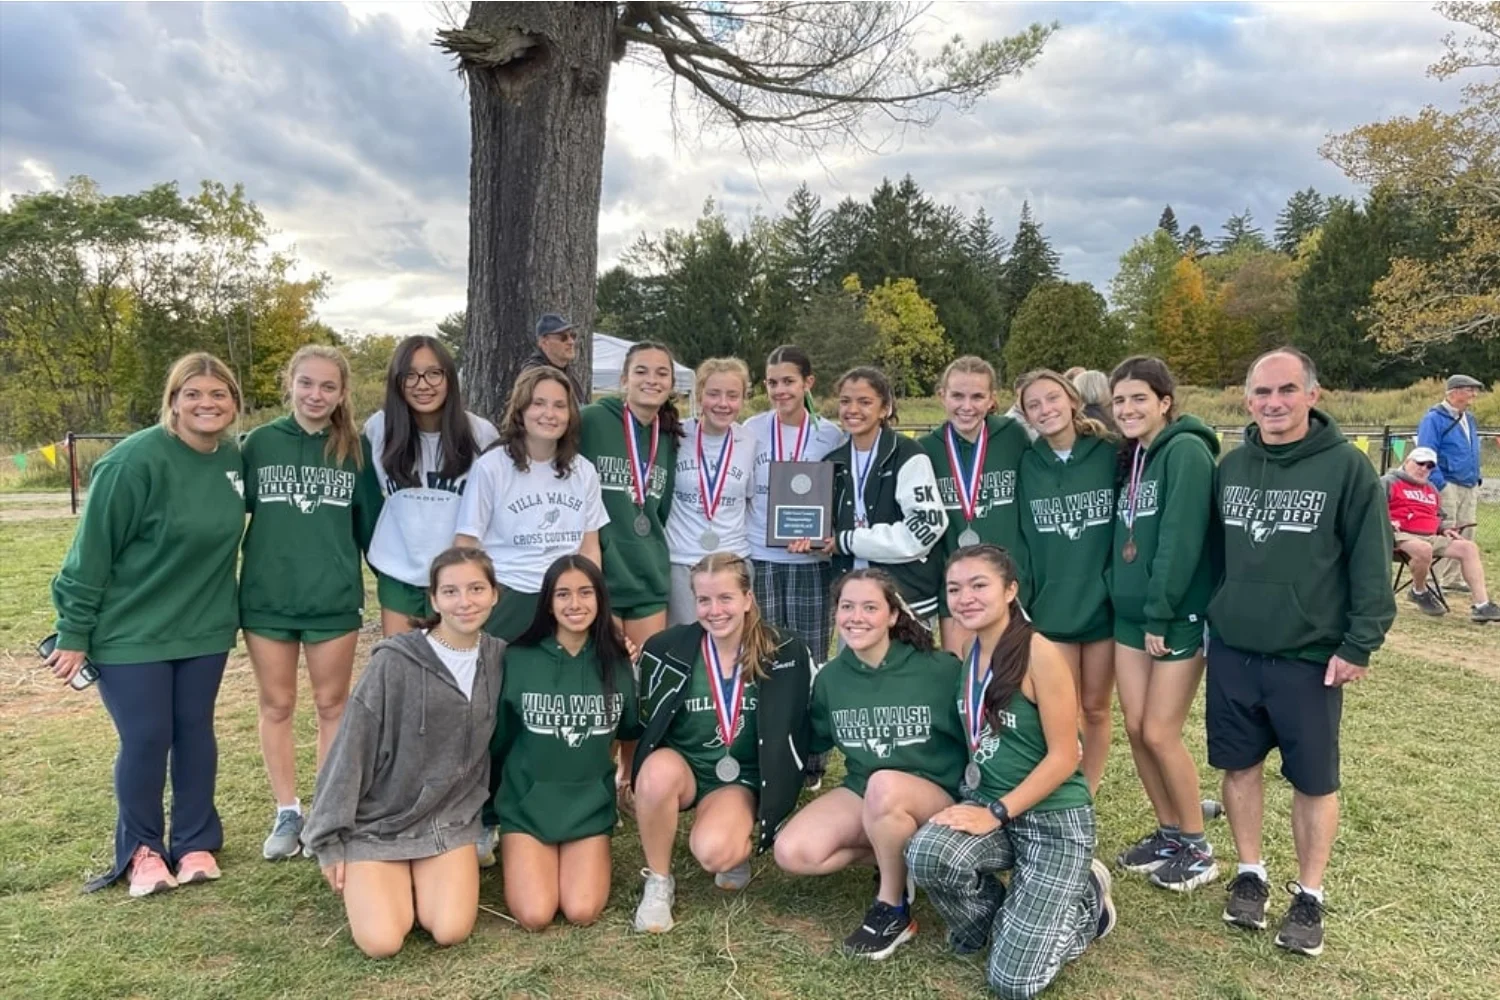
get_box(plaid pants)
[752,559,834,662]
[906,806,1099,1000]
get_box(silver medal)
[715,754,741,782]
[633,513,651,536]
[958,528,980,548]
[700,529,720,551]
[964,761,981,789]
[790,473,812,495]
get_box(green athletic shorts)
[243,626,357,645]
[1114,616,1205,661]
[484,588,539,642]
[376,571,431,619]
[616,601,668,622]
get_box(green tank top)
[974,690,1091,812]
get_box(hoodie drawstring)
[419,668,428,736]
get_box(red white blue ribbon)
[963,640,990,752]
[703,636,745,748]
[944,423,988,525]
[773,415,809,462]
[623,407,659,508]
[697,424,733,524]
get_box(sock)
[1297,883,1325,903]
[1238,862,1268,882]
[1159,824,1181,841]
[1179,832,1208,851]
[278,799,301,816]
[1413,586,1428,595]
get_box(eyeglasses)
[403,368,446,389]
[546,331,579,342]
[1416,461,1436,469]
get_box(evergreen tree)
[996,201,1062,353]
[1157,205,1181,242]
[1003,281,1117,378]
[961,208,1008,282]
[1217,210,1269,254]
[769,183,830,298]
[1275,187,1328,255]
[1182,223,1207,256]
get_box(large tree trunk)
[442,2,616,421]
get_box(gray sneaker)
[1274,883,1326,957]
[1117,830,1179,874]
[1149,842,1220,893]
[633,869,676,933]
[714,861,751,891]
[1408,588,1447,616]
[476,825,499,868]
[262,808,304,860]
[1470,601,1500,623]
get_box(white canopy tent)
[590,332,696,411]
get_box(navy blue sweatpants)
[89,653,228,889]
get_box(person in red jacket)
[1383,447,1500,623]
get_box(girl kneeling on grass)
[774,568,967,960]
[48,353,245,897]
[905,545,1115,1000]
[302,547,503,959]
[630,553,813,934]
[491,555,642,930]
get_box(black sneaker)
[1088,859,1117,941]
[1408,588,1447,616]
[1274,883,1326,957]
[1117,830,1180,874]
[1149,842,1220,892]
[1222,871,1270,930]
[1471,601,1500,623]
[804,751,827,791]
[842,899,916,960]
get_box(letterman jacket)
[827,429,949,618]
[631,623,812,852]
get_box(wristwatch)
[987,799,1011,827]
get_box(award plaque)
[766,461,835,547]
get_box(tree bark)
[446,2,616,421]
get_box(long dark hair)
[831,568,934,652]
[514,554,630,700]
[947,544,1033,733]
[409,546,499,631]
[495,367,581,477]
[836,366,898,427]
[623,341,685,440]
[381,335,480,490]
[765,344,817,415]
[1109,355,1178,485]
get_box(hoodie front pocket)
[1208,579,1323,655]
[370,781,442,838]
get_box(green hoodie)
[490,637,643,844]
[240,416,380,632]
[811,641,967,798]
[579,397,678,612]
[1017,432,1115,642]
[1109,415,1220,632]
[51,425,245,664]
[1209,409,1395,666]
[918,415,1031,616]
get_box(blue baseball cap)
[535,313,575,339]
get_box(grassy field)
[3,498,1499,999]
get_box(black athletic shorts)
[1205,638,1342,795]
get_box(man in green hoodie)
[1208,347,1395,959]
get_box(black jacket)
[631,623,812,851]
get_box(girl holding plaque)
[801,368,947,622]
[1015,369,1117,795]
[773,569,966,960]
[364,335,498,637]
[455,367,607,641]
[906,545,1115,999]
[746,345,846,660]
[579,341,684,652]
[491,555,642,930]
[665,359,757,625]
[918,357,1032,656]
[628,553,813,934]
[1106,357,1222,893]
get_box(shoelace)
[1283,882,1329,925]
[639,869,672,903]
[1227,872,1270,900]
[273,811,301,836]
[131,845,167,877]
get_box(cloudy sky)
[0,1,1459,337]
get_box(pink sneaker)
[176,851,221,885]
[127,845,178,898]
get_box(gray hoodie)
[302,629,504,866]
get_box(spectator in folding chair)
[1382,447,1500,624]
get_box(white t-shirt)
[425,632,477,700]
[850,444,875,570]
[454,448,609,593]
[666,418,757,565]
[745,410,846,564]
[364,409,500,586]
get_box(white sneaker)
[633,869,676,933]
[476,825,498,869]
[714,861,751,891]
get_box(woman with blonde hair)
[665,358,757,625]
[46,353,247,897]
[241,344,381,861]
[629,552,813,933]
[1015,369,1117,794]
